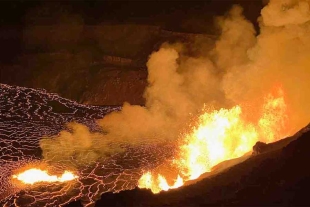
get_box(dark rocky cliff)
[0,24,215,105]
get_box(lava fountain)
[12,168,78,185]
[138,87,290,193]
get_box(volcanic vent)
[2,0,310,206]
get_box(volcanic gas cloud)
[34,0,310,196]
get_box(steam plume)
[41,0,310,167]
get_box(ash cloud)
[41,0,310,166]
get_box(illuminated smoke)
[40,0,310,188]
[223,0,310,130]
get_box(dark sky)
[0,0,264,63]
[0,0,264,28]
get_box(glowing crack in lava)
[12,168,78,185]
[138,88,289,193]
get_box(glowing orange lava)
[138,87,290,193]
[12,168,78,185]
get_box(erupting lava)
[12,168,78,185]
[138,87,289,193]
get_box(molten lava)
[139,172,184,193]
[138,87,290,193]
[12,168,78,185]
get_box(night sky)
[0,1,264,26]
[0,0,264,63]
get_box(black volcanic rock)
[65,125,310,207]
[253,141,268,155]
[0,24,215,106]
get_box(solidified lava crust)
[0,84,174,207]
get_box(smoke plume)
[41,0,310,167]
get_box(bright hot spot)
[139,87,290,193]
[12,168,78,185]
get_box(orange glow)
[138,87,290,193]
[12,168,78,185]
[138,172,184,193]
